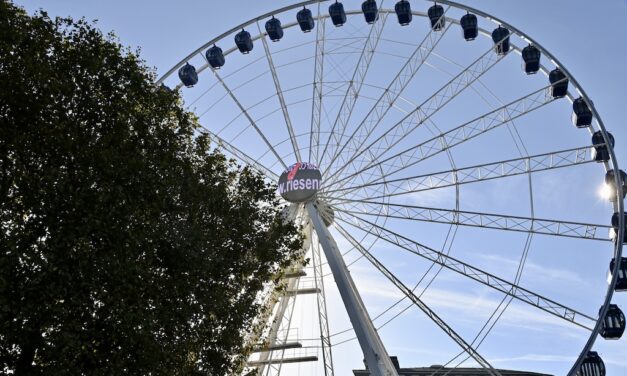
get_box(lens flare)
[599,183,614,200]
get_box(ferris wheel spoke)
[189,37,322,113]
[257,22,302,162]
[157,4,625,374]
[333,211,597,330]
[323,145,595,206]
[322,7,452,178]
[319,4,389,171]
[324,82,558,193]
[210,69,288,169]
[334,222,503,376]
[309,5,326,166]
[323,30,514,189]
[333,199,611,241]
[201,128,279,182]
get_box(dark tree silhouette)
[0,2,301,374]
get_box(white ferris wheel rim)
[158,1,625,375]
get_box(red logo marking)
[287,162,301,181]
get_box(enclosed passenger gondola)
[178,63,198,87]
[235,29,253,54]
[427,3,445,31]
[265,16,284,42]
[521,44,541,74]
[362,0,379,24]
[206,45,225,69]
[591,130,615,162]
[491,26,510,55]
[600,304,626,340]
[297,7,315,32]
[578,351,605,376]
[394,0,412,26]
[460,13,478,41]
[610,212,627,243]
[329,1,347,27]
[610,257,627,291]
[572,97,592,128]
[605,169,627,201]
[549,68,569,98]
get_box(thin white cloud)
[408,186,457,208]
[490,354,575,363]
[475,253,586,287]
[351,269,587,338]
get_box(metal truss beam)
[256,271,300,375]
[319,3,389,170]
[327,82,557,192]
[252,342,303,353]
[256,208,309,376]
[248,356,319,366]
[324,31,513,187]
[335,223,501,376]
[309,4,326,165]
[210,70,288,170]
[311,232,335,376]
[307,203,399,376]
[258,22,302,162]
[323,8,451,177]
[334,199,611,242]
[325,145,594,202]
[335,211,597,330]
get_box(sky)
[12,1,627,375]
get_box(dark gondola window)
[605,169,627,202]
[549,68,569,98]
[235,29,254,54]
[572,97,592,128]
[297,7,315,32]
[599,304,626,340]
[491,26,510,55]
[394,0,412,26]
[460,13,478,41]
[522,44,541,74]
[178,62,198,87]
[362,0,379,24]
[610,212,627,243]
[427,3,445,31]
[591,130,614,162]
[265,16,284,42]
[206,45,225,69]
[578,352,605,376]
[329,1,347,27]
[609,257,627,291]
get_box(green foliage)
[0,1,302,374]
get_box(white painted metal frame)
[323,145,594,201]
[324,82,559,192]
[334,199,611,242]
[323,28,514,189]
[335,211,597,330]
[308,2,326,166]
[322,6,452,178]
[158,2,624,375]
[307,203,399,376]
[319,1,389,171]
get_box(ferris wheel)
[158,1,626,375]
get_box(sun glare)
[599,183,614,200]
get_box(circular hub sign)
[278,162,322,203]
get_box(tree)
[0,1,302,374]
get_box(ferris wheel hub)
[278,162,322,203]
